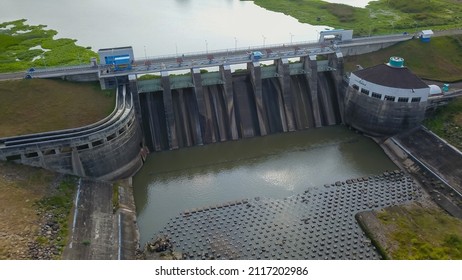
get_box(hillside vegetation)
[253,0,462,36]
[344,35,462,82]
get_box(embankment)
[378,126,462,219]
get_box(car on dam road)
[248,51,264,61]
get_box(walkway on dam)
[146,171,422,260]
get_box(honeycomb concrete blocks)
[152,170,421,260]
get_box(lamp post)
[262,34,266,47]
[390,21,395,34]
[205,40,208,54]
[290,33,294,45]
[234,37,237,52]
[144,46,147,61]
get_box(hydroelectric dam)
[2,32,453,180]
[131,50,344,151]
[3,32,462,260]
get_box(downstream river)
[133,126,396,245]
[4,0,385,247]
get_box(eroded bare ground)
[0,161,61,259]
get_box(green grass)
[424,97,462,150]
[0,79,115,138]
[344,35,462,82]
[0,19,96,73]
[377,205,462,259]
[253,0,462,36]
[36,176,77,256]
[138,74,161,81]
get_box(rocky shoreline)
[28,211,64,259]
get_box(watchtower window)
[371,92,382,99]
[398,97,409,103]
[411,97,421,103]
[384,95,395,101]
[361,88,370,95]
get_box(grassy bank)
[0,19,97,73]
[374,203,462,259]
[424,97,462,150]
[35,176,76,258]
[0,79,115,138]
[343,35,462,82]
[253,0,462,36]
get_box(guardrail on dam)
[0,85,145,181]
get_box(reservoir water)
[2,0,329,58]
[2,0,371,58]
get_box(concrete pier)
[148,170,422,260]
[304,55,322,128]
[161,71,179,150]
[248,62,268,136]
[276,58,296,132]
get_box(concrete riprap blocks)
[152,170,421,260]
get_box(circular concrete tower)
[344,57,430,136]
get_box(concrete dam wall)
[134,54,344,152]
[0,85,145,181]
[0,53,344,178]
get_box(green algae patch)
[0,19,97,73]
